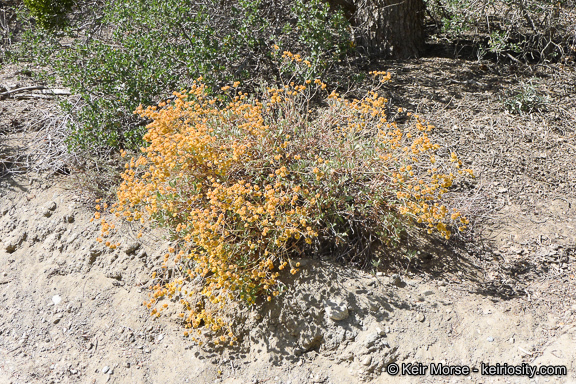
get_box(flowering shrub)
[96,59,472,346]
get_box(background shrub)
[426,0,576,62]
[11,0,352,151]
[22,0,75,29]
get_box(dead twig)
[1,86,70,98]
[0,85,46,99]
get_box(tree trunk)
[326,0,426,59]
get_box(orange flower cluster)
[98,65,472,346]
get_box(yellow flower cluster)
[97,66,472,346]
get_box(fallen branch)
[0,85,46,98]
[14,94,54,100]
[0,86,71,99]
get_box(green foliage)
[23,0,75,29]
[502,81,550,114]
[11,0,352,152]
[426,0,576,62]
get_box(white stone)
[325,301,349,321]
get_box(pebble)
[487,337,494,342]
[417,313,425,322]
[391,274,403,287]
[53,313,63,324]
[125,241,141,255]
[42,201,57,217]
[102,366,110,374]
[361,356,372,366]
[52,295,62,305]
[363,330,384,348]
[63,214,75,223]
[325,301,349,321]
[144,348,151,353]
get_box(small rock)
[300,327,323,350]
[325,301,349,321]
[42,202,57,217]
[4,232,27,253]
[417,313,425,322]
[157,334,164,341]
[144,348,151,353]
[63,215,75,223]
[124,242,141,255]
[509,337,515,344]
[53,313,63,324]
[361,356,372,366]
[363,332,382,348]
[487,336,494,342]
[390,274,403,287]
[52,295,62,305]
[369,301,380,312]
[509,246,522,255]
[106,271,122,280]
[102,366,110,374]
[136,249,147,260]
